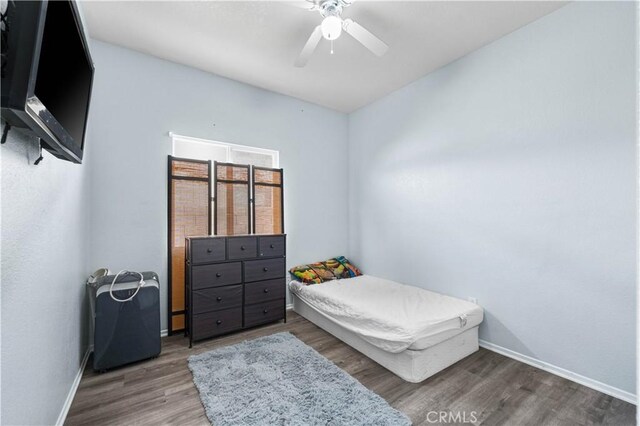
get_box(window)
[171,133,279,168]
[170,133,282,235]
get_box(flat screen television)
[1,0,94,164]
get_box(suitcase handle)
[109,270,146,303]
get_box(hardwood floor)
[66,311,636,425]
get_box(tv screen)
[35,1,92,153]
[0,0,94,164]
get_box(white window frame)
[169,132,279,168]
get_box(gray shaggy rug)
[188,332,411,426]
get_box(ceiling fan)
[294,0,389,67]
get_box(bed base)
[292,293,479,383]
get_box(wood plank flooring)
[66,311,636,425]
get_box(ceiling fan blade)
[285,0,320,12]
[295,26,322,67]
[342,18,388,57]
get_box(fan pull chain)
[330,39,334,55]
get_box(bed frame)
[292,293,479,383]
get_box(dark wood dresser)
[185,234,286,346]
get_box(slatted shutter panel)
[214,162,251,235]
[168,156,211,334]
[252,167,284,234]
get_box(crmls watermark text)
[425,411,478,423]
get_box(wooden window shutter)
[167,156,211,334]
[213,162,251,235]
[252,166,284,234]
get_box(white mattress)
[289,275,483,353]
[293,294,480,383]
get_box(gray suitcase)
[88,271,161,371]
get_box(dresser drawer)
[192,308,242,340]
[244,278,285,305]
[190,238,225,264]
[192,262,242,290]
[227,237,257,260]
[259,236,285,258]
[244,299,285,328]
[193,285,242,314]
[244,258,285,282]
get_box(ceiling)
[83,1,567,113]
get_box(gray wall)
[1,126,91,424]
[348,1,636,394]
[87,40,349,331]
[1,3,93,423]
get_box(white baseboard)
[286,303,293,311]
[479,339,636,405]
[55,346,92,426]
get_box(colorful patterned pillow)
[309,262,337,282]
[289,265,322,284]
[335,256,362,278]
[323,257,350,279]
[290,256,362,284]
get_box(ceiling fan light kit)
[321,15,342,40]
[294,0,389,67]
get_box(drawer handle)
[270,244,275,249]
[207,248,212,253]
[263,309,268,314]
[216,320,222,325]
[263,267,268,272]
[263,288,269,293]
[216,296,222,302]
[241,245,246,250]
[216,273,222,278]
